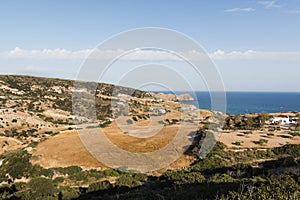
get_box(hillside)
[0,75,154,147]
[2,75,300,199]
[0,75,206,165]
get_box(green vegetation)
[257,139,268,145]
[223,113,269,130]
[0,149,32,180]
[288,131,300,137]
[232,141,243,146]
[87,180,112,192]
[2,75,300,199]
[1,142,300,199]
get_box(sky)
[0,0,300,91]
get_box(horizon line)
[1,73,300,93]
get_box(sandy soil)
[219,130,300,149]
[31,130,106,169]
[32,120,197,171]
[0,137,23,154]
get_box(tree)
[28,177,56,198]
[87,181,112,192]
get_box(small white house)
[158,109,166,114]
[271,117,291,125]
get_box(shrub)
[133,173,148,182]
[288,132,300,137]
[0,149,32,179]
[30,164,54,178]
[258,139,268,145]
[13,182,27,191]
[28,177,56,197]
[132,116,138,121]
[207,173,236,183]
[116,174,141,188]
[59,186,81,199]
[161,171,205,185]
[273,144,300,157]
[87,180,112,192]
[52,166,82,175]
[232,141,243,146]
[69,171,88,182]
[103,169,120,177]
[53,177,64,185]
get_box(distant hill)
[0,74,151,121]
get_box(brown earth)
[32,121,197,171]
[0,137,23,154]
[219,130,300,149]
[31,130,106,169]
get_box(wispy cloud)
[0,47,92,60]
[1,47,300,61]
[286,8,300,14]
[224,7,255,12]
[209,49,300,60]
[259,1,281,9]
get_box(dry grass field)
[32,114,300,171]
[0,136,23,154]
[32,119,198,171]
[31,130,106,169]
[219,130,300,149]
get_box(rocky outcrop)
[151,92,194,102]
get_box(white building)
[158,109,166,114]
[271,117,292,125]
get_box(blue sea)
[178,92,300,114]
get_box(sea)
[174,92,300,115]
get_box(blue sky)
[0,0,300,91]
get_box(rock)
[151,92,194,102]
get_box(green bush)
[28,177,56,198]
[161,171,205,185]
[52,166,82,175]
[133,173,148,182]
[288,132,300,137]
[0,149,32,179]
[103,169,120,177]
[116,174,141,188]
[59,186,81,200]
[232,141,243,146]
[68,171,88,182]
[53,177,65,185]
[13,182,27,191]
[87,180,112,192]
[30,164,54,178]
[207,173,236,183]
[267,133,275,137]
[222,174,300,200]
[258,139,268,145]
[273,144,300,157]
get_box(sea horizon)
[155,91,300,115]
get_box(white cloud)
[259,1,281,9]
[224,7,255,12]
[209,50,300,60]
[0,47,92,60]
[1,47,300,61]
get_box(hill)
[2,75,300,199]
